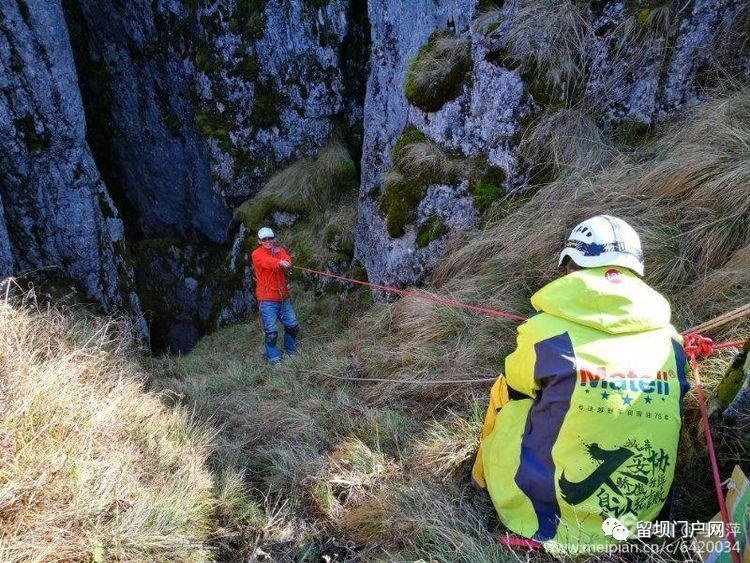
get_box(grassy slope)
[149,89,750,560]
[0,297,218,561]
[2,88,748,560]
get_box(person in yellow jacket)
[472,215,689,553]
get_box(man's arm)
[504,321,543,399]
[277,246,292,268]
[277,247,292,268]
[252,249,283,270]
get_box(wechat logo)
[602,517,632,541]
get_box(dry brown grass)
[0,292,218,561]
[233,138,357,229]
[519,106,613,179]
[483,0,591,101]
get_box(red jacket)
[251,245,292,302]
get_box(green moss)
[252,80,283,129]
[330,158,358,197]
[323,224,355,257]
[717,350,749,409]
[404,31,472,112]
[391,126,427,160]
[379,176,427,238]
[194,45,215,73]
[416,215,449,247]
[195,111,232,151]
[470,166,507,212]
[636,8,653,25]
[235,0,267,39]
[611,118,654,147]
[233,198,273,229]
[351,259,368,282]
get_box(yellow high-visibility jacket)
[473,266,688,552]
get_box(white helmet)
[558,215,644,276]
[257,227,275,239]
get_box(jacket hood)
[531,266,672,334]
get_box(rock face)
[0,0,748,350]
[0,0,145,335]
[190,0,368,201]
[355,0,750,287]
[56,0,368,351]
[62,0,232,244]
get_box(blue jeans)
[258,299,299,362]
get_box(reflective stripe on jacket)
[473,266,688,552]
[251,246,291,302]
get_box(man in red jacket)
[251,227,299,364]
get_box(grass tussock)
[234,137,357,229]
[0,294,219,561]
[482,0,590,104]
[519,107,613,181]
[405,32,472,112]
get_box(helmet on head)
[257,227,275,240]
[558,215,644,276]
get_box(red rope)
[294,265,746,556]
[292,265,527,322]
[498,536,542,550]
[683,335,743,563]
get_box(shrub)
[404,32,472,112]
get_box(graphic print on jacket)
[476,266,689,550]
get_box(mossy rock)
[234,0,268,39]
[379,175,427,239]
[416,215,449,247]
[330,157,359,197]
[351,259,369,282]
[323,224,355,257]
[470,166,507,212]
[195,111,232,151]
[404,31,472,112]
[233,198,273,230]
[717,349,749,409]
[391,126,428,160]
[252,80,284,129]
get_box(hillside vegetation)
[2,88,749,560]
